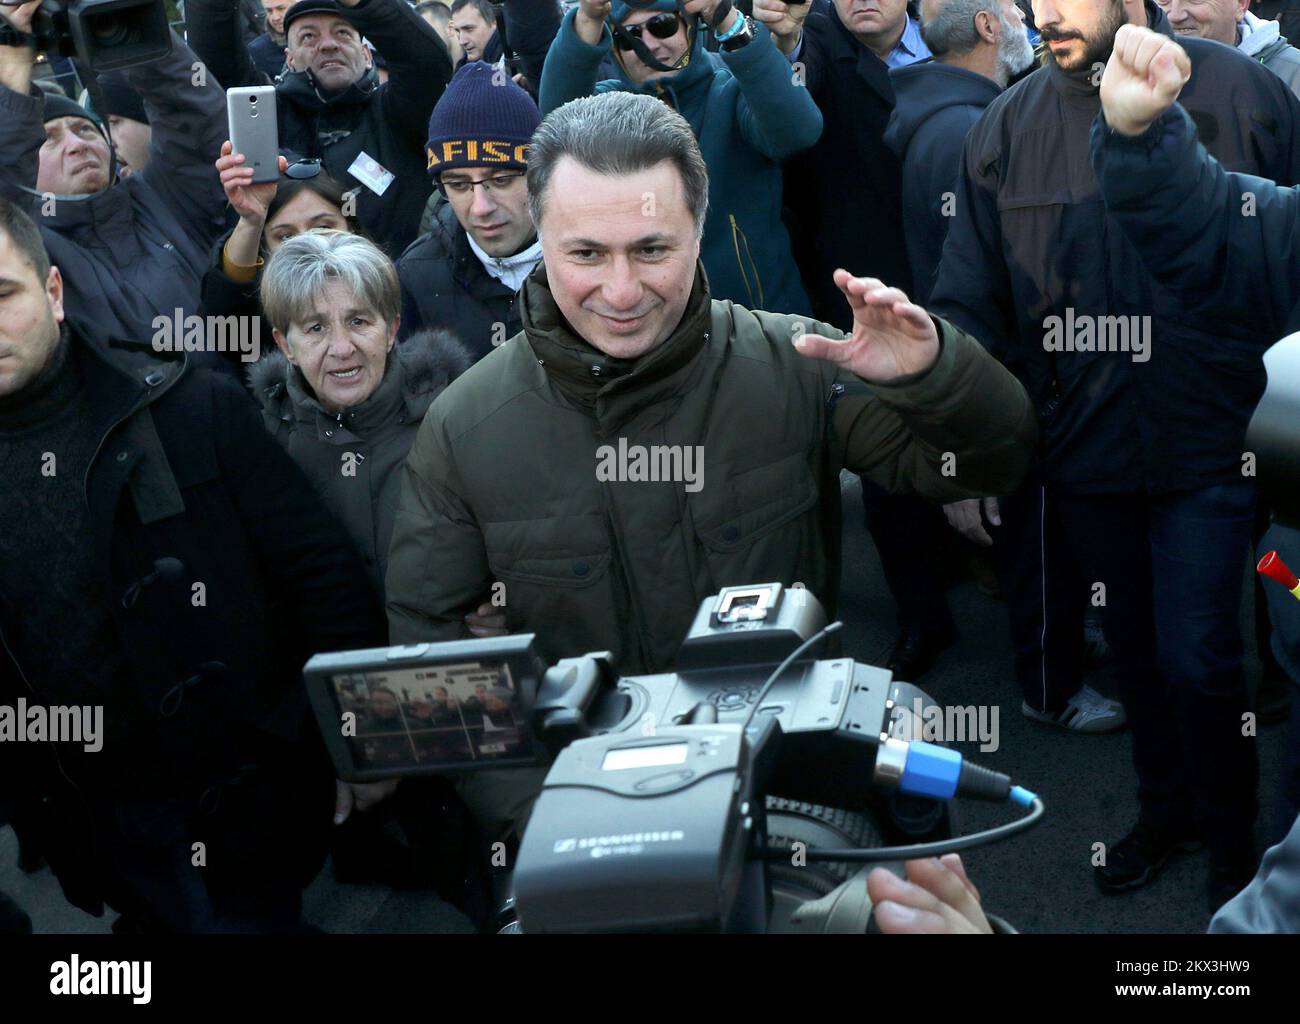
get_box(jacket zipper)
[601,491,650,671]
[0,625,88,805]
[728,214,764,309]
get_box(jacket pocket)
[693,452,819,549]
[483,512,612,588]
[689,452,821,592]
[482,513,624,662]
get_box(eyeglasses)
[613,12,681,50]
[438,171,526,198]
[284,159,322,179]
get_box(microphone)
[121,557,187,608]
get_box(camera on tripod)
[304,582,1043,933]
[26,0,171,72]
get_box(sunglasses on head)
[614,12,681,50]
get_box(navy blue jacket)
[930,3,1300,494]
[1091,101,1300,340]
[883,61,1001,304]
[247,32,286,80]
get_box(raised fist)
[1100,24,1191,137]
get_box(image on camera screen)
[332,660,529,770]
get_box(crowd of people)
[0,0,1298,935]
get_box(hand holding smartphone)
[226,86,280,184]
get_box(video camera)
[26,0,171,72]
[305,583,1043,933]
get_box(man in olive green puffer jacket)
[384,90,1036,839]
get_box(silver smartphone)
[226,86,279,184]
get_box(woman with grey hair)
[251,230,472,596]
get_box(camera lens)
[86,13,140,48]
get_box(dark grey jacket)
[0,31,228,345]
[248,330,471,594]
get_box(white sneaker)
[1022,685,1127,733]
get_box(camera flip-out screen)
[304,635,547,782]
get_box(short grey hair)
[526,92,709,239]
[260,231,400,334]
[920,0,1000,56]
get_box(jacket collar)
[277,65,381,112]
[41,176,141,260]
[66,325,188,536]
[827,1,895,102]
[1048,1,1172,99]
[283,346,407,442]
[519,260,714,434]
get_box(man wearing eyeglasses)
[539,0,822,317]
[396,62,543,360]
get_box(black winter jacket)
[783,0,913,329]
[248,329,471,593]
[396,202,524,359]
[929,3,1300,494]
[0,331,387,916]
[186,0,453,256]
[1091,101,1300,341]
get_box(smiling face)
[450,4,495,62]
[264,189,350,254]
[0,231,64,400]
[272,278,397,411]
[1032,0,1127,71]
[616,9,690,84]
[38,116,112,195]
[286,13,371,91]
[538,155,699,361]
[1155,0,1243,44]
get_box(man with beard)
[929,0,1300,911]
